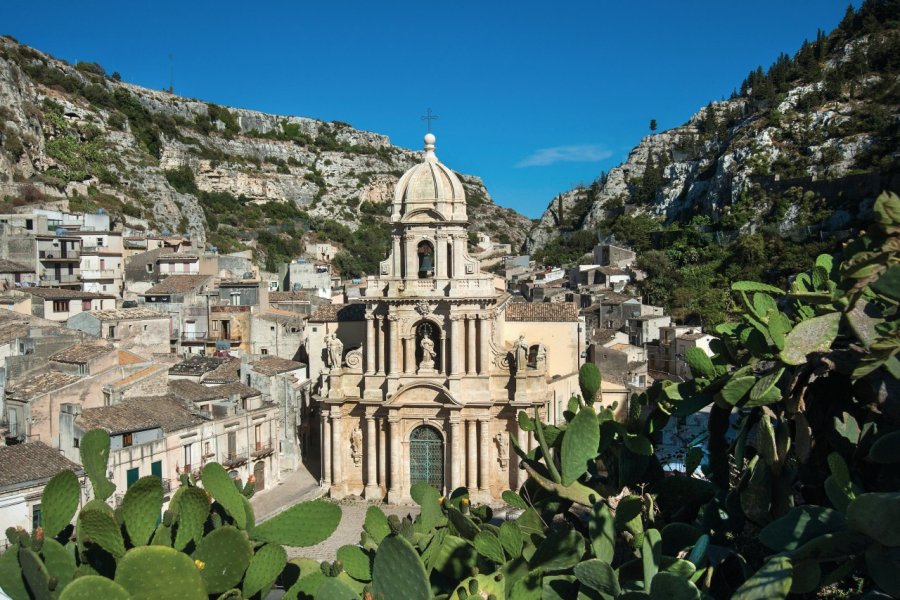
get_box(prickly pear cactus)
[78,429,116,501]
[371,534,431,600]
[578,362,602,404]
[200,463,247,529]
[114,545,207,599]
[251,501,341,547]
[58,575,130,599]
[121,476,164,546]
[170,486,210,551]
[193,525,253,594]
[39,470,80,540]
[241,543,287,599]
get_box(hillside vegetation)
[0,38,529,275]
[528,0,899,326]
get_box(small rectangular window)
[146,264,154,273]
[53,300,69,313]
[261,348,268,355]
[73,438,80,448]
[123,432,133,447]
[32,504,41,531]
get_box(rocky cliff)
[526,2,899,253]
[0,36,529,264]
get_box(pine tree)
[649,119,657,132]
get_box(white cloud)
[515,144,612,168]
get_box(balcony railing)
[38,251,80,262]
[252,442,274,458]
[222,451,248,467]
[181,331,210,341]
[80,269,117,279]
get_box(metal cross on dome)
[421,108,439,133]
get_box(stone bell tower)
[314,133,568,504]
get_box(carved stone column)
[330,407,343,496]
[364,413,379,499]
[321,414,331,486]
[365,313,375,375]
[466,419,477,490]
[434,234,445,279]
[466,316,476,376]
[450,315,462,376]
[375,315,385,375]
[478,418,490,493]
[392,236,401,277]
[387,416,402,503]
[440,332,447,375]
[449,418,461,490]
[389,315,400,375]
[404,337,414,374]
[377,418,386,490]
[478,316,490,375]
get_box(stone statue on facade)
[350,427,363,466]
[514,334,529,373]
[326,333,344,369]
[319,369,329,396]
[419,335,436,372]
[535,343,547,370]
[494,432,509,470]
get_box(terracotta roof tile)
[6,371,83,399]
[143,275,211,295]
[249,356,305,376]
[168,355,226,376]
[0,442,82,489]
[77,395,206,434]
[203,358,241,384]
[505,302,579,322]
[87,308,168,321]
[49,343,113,364]
[0,259,32,273]
[169,380,260,402]
[309,303,365,322]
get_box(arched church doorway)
[409,425,444,490]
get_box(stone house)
[218,278,267,309]
[66,307,171,355]
[250,312,305,360]
[591,341,649,390]
[304,242,338,263]
[138,274,212,354]
[168,355,232,382]
[209,304,252,354]
[627,314,672,346]
[245,356,310,471]
[0,258,37,289]
[268,290,318,315]
[288,260,332,298]
[75,230,124,297]
[0,442,86,534]
[646,326,716,380]
[592,243,637,268]
[35,232,82,288]
[22,288,116,322]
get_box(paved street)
[250,467,420,561]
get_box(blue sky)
[2,1,857,218]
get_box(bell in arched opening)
[417,240,434,278]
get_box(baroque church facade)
[307,134,583,503]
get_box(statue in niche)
[350,427,363,466]
[494,432,509,470]
[326,333,343,369]
[420,336,436,370]
[514,334,529,373]
[535,343,547,370]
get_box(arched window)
[417,241,434,278]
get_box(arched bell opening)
[417,240,434,278]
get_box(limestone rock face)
[0,38,530,253]
[525,33,897,252]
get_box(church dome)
[392,134,467,221]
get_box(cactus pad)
[122,476,164,546]
[58,575,130,600]
[474,531,505,564]
[312,576,358,599]
[560,405,600,485]
[200,463,246,529]
[575,559,621,596]
[79,430,116,501]
[371,534,431,600]
[40,470,80,539]
[252,501,341,547]
[363,506,390,544]
[115,545,207,599]
[171,486,210,550]
[19,546,51,600]
[40,538,75,593]
[193,525,253,594]
[283,572,326,600]
[498,520,523,560]
[336,545,371,582]
[242,543,287,599]
[77,507,126,558]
